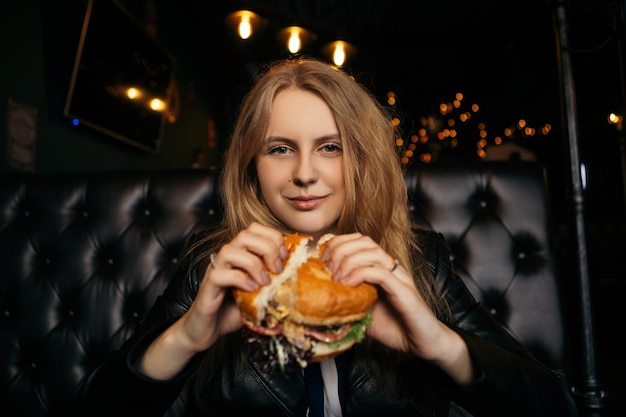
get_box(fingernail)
[246,279,260,291]
[326,260,334,272]
[261,270,271,285]
[320,249,329,262]
[280,245,288,260]
[334,269,342,282]
[274,258,284,273]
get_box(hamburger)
[233,233,378,372]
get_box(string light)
[389,92,552,164]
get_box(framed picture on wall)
[7,99,37,171]
[64,0,176,154]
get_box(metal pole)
[553,0,607,414]
[555,0,606,416]
[618,1,626,218]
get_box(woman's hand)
[183,223,287,347]
[322,233,474,384]
[138,222,287,380]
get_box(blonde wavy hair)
[192,57,451,399]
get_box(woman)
[76,57,578,416]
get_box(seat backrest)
[0,162,568,417]
[404,160,567,373]
[0,170,223,417]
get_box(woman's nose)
[293,155,318,186]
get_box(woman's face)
[255,88,345,241]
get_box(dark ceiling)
[181,0,623,161]
[184,1,553,110]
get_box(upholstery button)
[132,312,139,318]
[31,362,37,368]
[208,209,215,215]
[172,257,178,264]
[480,200,487,208]
[83,211,88,217]
[144,209,150,216]
[45,258,51,264]
[3,310,9,317]
[489,308,497,315]
[108,259,114,265]
[518,252,526,259]
[24,211,30,217]
[68,310,75,316]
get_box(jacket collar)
[247,358,308,416]
[246,351,355,416]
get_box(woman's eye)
[268,145,290,155]
[321,143,342,153]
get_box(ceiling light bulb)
[277,26,315,54]
[238,14,252,39]
[333,43,346,66]
[226,10,266,40]
[288,29,301,53]
[150,98,165,111]
[323,40,356,67]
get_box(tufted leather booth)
[0,161,570,417]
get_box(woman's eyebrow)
[264,133,341,144]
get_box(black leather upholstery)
[0,162,568,417]
[405,161,565,371]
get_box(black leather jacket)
[76,230,579,417]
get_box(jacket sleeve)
[74,233,208,417]
[417,229,579,417]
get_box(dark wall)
[0,0,229,173]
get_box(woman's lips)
[288,196,326,210]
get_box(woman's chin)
[283,219,337,241]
